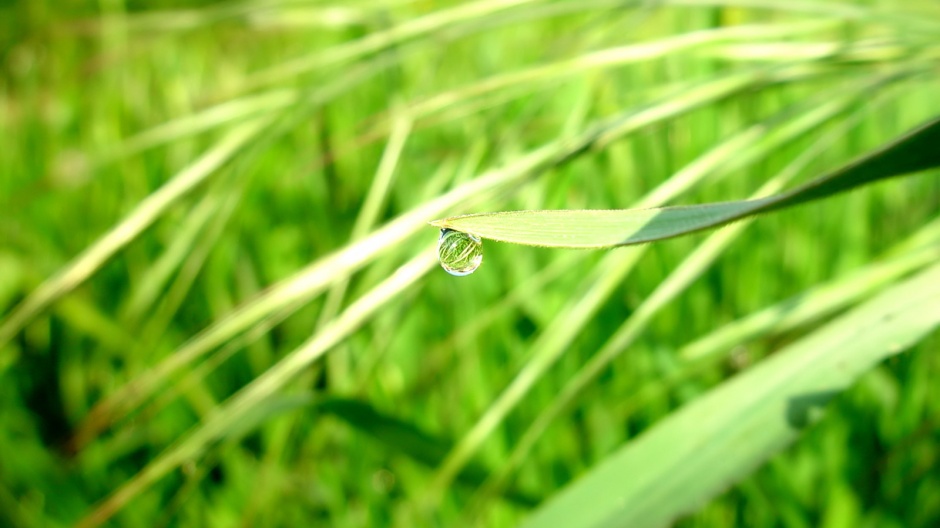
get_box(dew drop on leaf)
[437,228,482,276]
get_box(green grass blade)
[317,115,412,387]
[97,89,296,165]
[431,116,940,248]
[521,261,940,528]
[240,0,545,91]
[679,237,940,362]
[316,114,412,332]
[370,21,832,134]
[0,117,272,354]
[121,190,226,324]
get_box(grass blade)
[522,261,940,528]
[679,235,940,362]
[0,117,272,353]
[431,115,940,248]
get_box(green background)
[1,0,939,526]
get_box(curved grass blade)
[521,261,940,528]
[430,116,940,248]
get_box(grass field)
[2,0,940,526]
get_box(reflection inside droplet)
[437,228,483,276]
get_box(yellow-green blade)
[431,116,940,248]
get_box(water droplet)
[438,228,483,276]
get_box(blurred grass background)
[1,0,939,526]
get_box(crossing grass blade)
[365,21,833,135]
[521,261,940,528]
[0,117,273,354]
[679,232,940,362]
[431,115,940,248]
